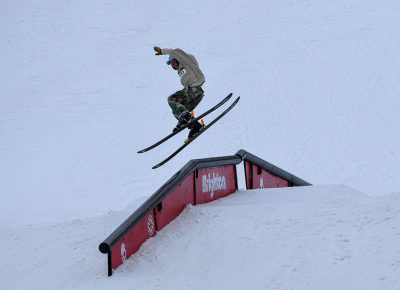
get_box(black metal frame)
[99,149,311,276]
[235,149,311,186]
[99,154,242,255]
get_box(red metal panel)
[110,211,156,270]
[155,173,195,231]
[244,160,253,189]
[252,166,289,189]
[196,165,237,204]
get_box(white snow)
[1,0,400,288]
[2,185,400,290]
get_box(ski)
[152,96,240,169]
[137,93,233,153]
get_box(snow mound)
[3,185,400,290]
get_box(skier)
[154,46,205,140]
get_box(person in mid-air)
[154,46,205,140]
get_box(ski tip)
[152,164,161,169]
[137,150,145,154]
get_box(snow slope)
[2,185,400,290]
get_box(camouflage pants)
[167,86,204,120]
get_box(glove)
[154,46,162,55]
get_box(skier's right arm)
[154,46,177,56]
[158,48,189,65]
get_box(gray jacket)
[161,48,205,88]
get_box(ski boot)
[173,111,192,132]
[184,118,205,143]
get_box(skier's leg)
[168,87,204,117]
[167,89,189,120]
[167,87,204,134]
[185,86,205,138]
[185,86,204,112]
[168,88,193,131]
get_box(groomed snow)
[2,185,400,289]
